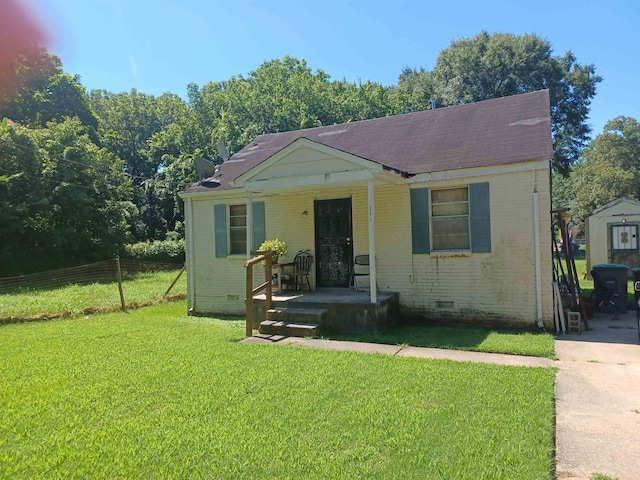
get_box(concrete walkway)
[243,313,640,480]
[555,311,640,480]
[243,334,555,367]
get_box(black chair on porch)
[281,250,313,291]
[349,254,376,292]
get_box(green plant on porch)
[257,238,288,264]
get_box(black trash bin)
[591,264,629,312]
[632,268,640,343]
[632,268,640,307]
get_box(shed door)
[314,198,353,287]
[610,224,639,267]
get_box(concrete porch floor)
[253,287,397,304]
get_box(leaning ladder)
[553,209,589,330]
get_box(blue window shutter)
[470,182,491,253]
[252,201,265,251]
[410,187,430,254]
[214,204,227,258]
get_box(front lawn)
[0,302,556,479]
[331,325,555,358]
[0,269,186,321]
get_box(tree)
[191,56,396,160]
[89,89,190,240]
[404,32,601,173]
[0,48,97,128]
[389,67,435,113]
[0,118,134,275]
[0,118,46,274]
[570,116,640,219]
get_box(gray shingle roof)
[184,89,552,194]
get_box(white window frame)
[228,204,247,255]
[430,186,471,251]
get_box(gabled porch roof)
[231,137,404,193]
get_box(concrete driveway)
[555,310,640,480]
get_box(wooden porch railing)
[243,250,274,337]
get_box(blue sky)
[29,0,640,136]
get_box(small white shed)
[585,197,640,272]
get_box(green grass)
[0,302,556,479]
[590,474,619,480]
[0,270,186,321]
[329,325,556,358]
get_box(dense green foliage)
[0,48,97,128]
[0,117,134,275]
[0,302,556,479]
[552,116,640,234]
[1,32,605,274]
[571,117,640,217]
[122,238,185,264]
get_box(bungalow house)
[180,89,554,331]
[585,197,640,271]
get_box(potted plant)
[257,238,288,264]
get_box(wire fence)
[0,259,186,324]
[0,259,181,294]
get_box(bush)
[122,239,185,264]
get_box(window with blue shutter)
[252,201,265,251]
[411,183,491,254]
[410,188,430,254]
[214,204,227,258]
[431,187,470,250]
[469,182,491,253]
[214,201,266,257]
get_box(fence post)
[115,257,126,311]
[164,264,186,297]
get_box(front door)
[315,198,353,287]
[610,223,639,267]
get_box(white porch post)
[368,180,377,303]
[246,192,253,259]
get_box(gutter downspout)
[533,191,544,328]
[186,197,196,313]
[368,180,377,303]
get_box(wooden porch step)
[266,307,328,324]
[260,307,328,337]
[258,320,319,337]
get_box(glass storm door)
[314,198,353,287]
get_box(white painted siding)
[187,164,553,327]
[374,166,552,328]
[190,197,249,314]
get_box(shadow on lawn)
[325,325,495,350]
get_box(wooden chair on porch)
[281,250,313,291]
